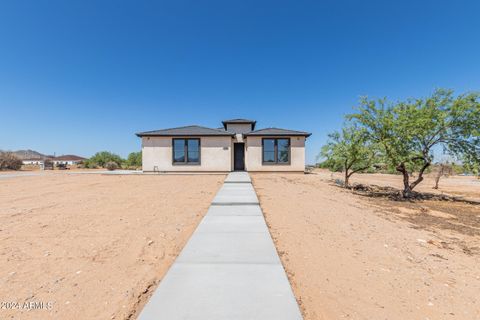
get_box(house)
[136,119,311,172]
[53,155,86,165]
[22,158,45,166]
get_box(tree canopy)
[349,89,480,197]
[319,124,377,187]
[85,151,124,168]
[126,151,142,168]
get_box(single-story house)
[53,155,86,165]
[22,158,44,166]
[136,118,311,172]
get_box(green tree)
[319,124,377,188]
[450,162,466,175]
[126,151,142,168]
[350,89,480,197]
[463,157,480,178]
[87,151,124,168]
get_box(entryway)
[234,143,245,171]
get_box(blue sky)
[1,0,479,164]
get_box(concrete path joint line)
[224,181,252,183]
[211,202,260,206]
[175,261,282,266]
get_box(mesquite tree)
[350,89,480,198]
[320,124,376,188]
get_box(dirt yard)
[252,172,480,320]
[0,172,224,319]
[316,169,480,202]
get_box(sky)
[1,0,479,164]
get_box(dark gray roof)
[243,127,312,137]
[136,125,235,137]
[222,118,256,124]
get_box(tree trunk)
[433,175,440,189]
[433,164,448,189]
[344,170,350,188]
[396,161,430,198]
[396,163,412,198]
[409,162,429,191]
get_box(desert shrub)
[315,161,332,169]
[450,163,466,175]
[105,161,118,171]
[0,152,23,170]
[82,159,97,169]
[87,151,124,168]
[126,151,142,168]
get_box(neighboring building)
[53,155,86,165]
[22,158,45,166]
[136,118,311,172]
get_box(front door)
[234,143,245,171]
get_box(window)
[262,138,290,164]
[263,139,275,163]
[173,138,201,164]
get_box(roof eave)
[221,120,256,124]
[243,133,312,138]
[136,133,235,137]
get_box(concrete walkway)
[138,172,303,320]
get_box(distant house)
[22,158,45,166]
[136,118,311,172]
[53,155,86,165]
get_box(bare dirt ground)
[318,169,480,202]
[0,172,224,319]
[252,172,480,320]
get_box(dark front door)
[234,143,245,171]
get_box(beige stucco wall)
[245,136,306,171]
[142,136,232,172]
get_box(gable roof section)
[136,125,235,137]
[243,127,312,137]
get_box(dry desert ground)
[319,170,480,203]
[1,170,479,320]
[252,171,480,320]
[0,172,225,319]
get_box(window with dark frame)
[262,138,290,164]
[173,138,200,164]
